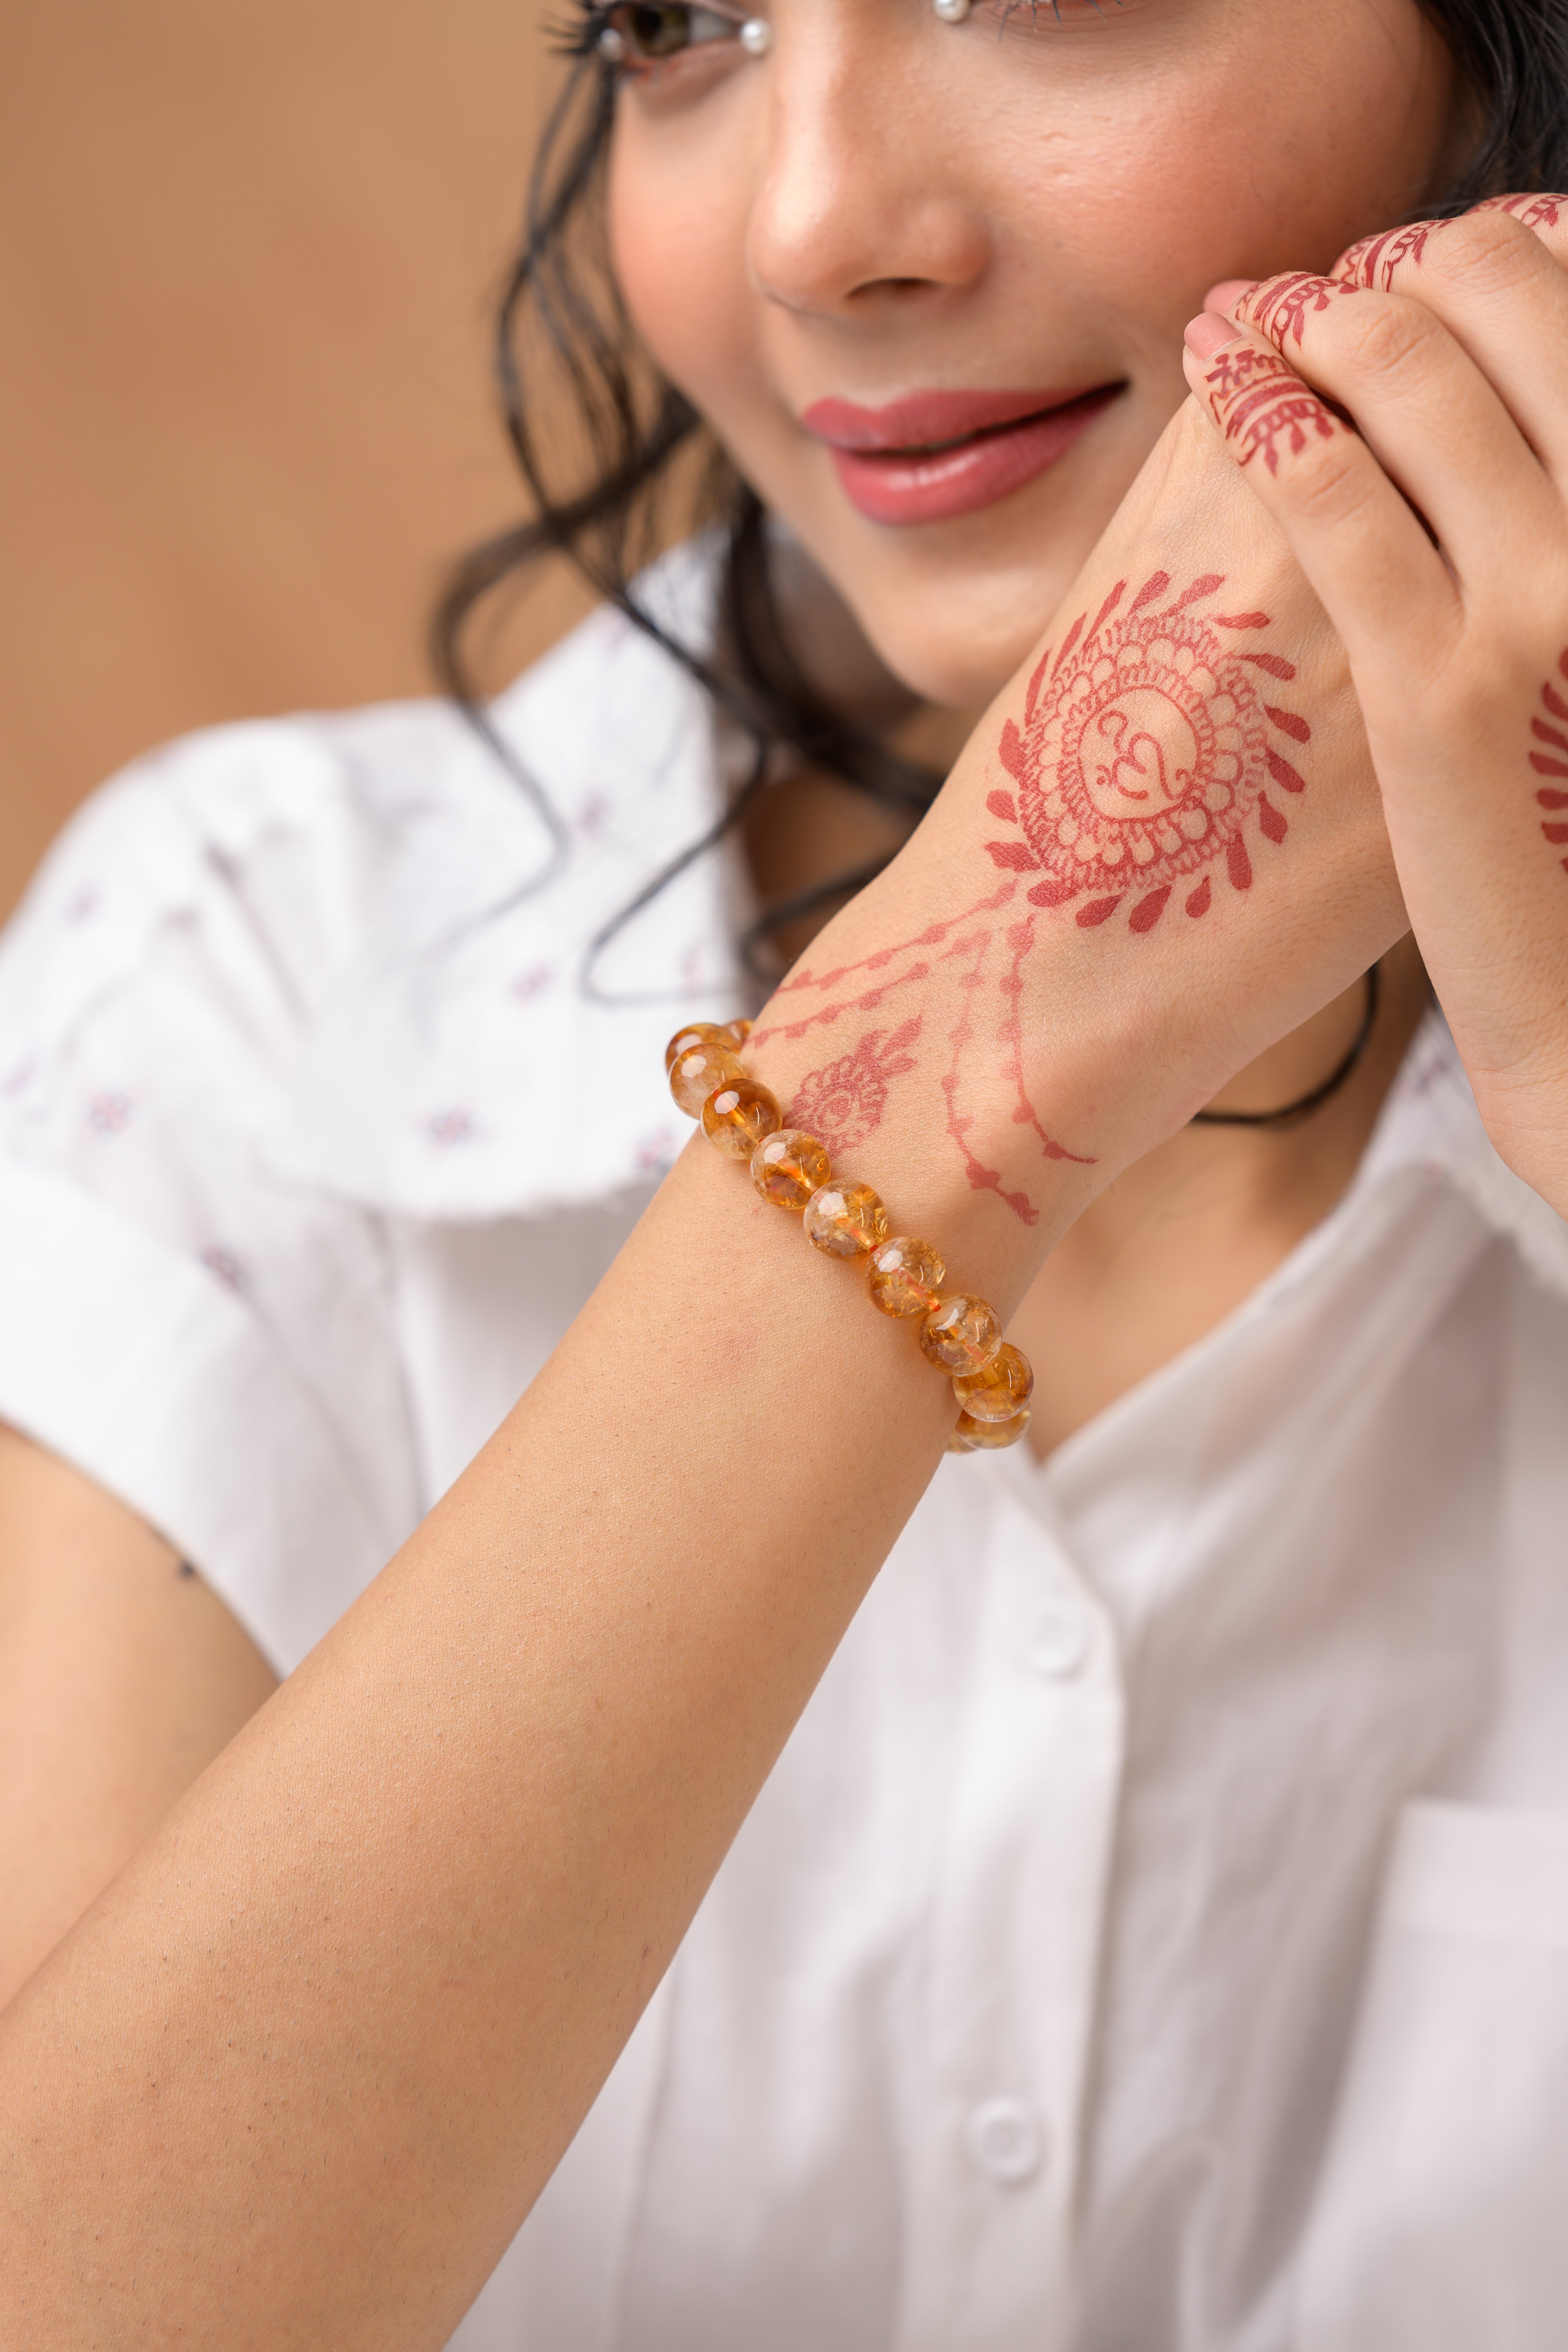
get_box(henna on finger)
[1333,193,1568,293]
[1200,338,1350,476]
[1235,271,1365,352]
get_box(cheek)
[607,116,758,413]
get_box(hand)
[749,396,1407,1266]
[1184,194,1568,1219]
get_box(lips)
[800,383,1122,526]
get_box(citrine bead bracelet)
[667,1019,1033,1452]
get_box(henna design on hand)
[1203,343,1345,477]
[752,574,1308,1225]
[1530,648,1568,877]
[985,569,1308,931]
[753,881,1094,1226]
[1476,192,1566,231]
[1238,271,1365,349]
[787,1018,922,1154]
[1335,218,1440,289]
[1336,195,1566,294]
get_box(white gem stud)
[739,16,773,53]
[597,22,627,58]
[933,0,972,19]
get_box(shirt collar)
[266,541,757,1220]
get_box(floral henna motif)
[1204,343,1343,476]
[1476,191,1566,231]
[1336,218,1440,289]
[1529,648,1568,878]
[1239,271,1364,350]
[787,1018,922,1154]
[1336,196,1566,294]
[987,567,1309,933]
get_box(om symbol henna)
[986,568,1310,934]
[751,571,1306,1227]
[1529,647,1568,877]
[1203,343,1343,478]
[787,1018,922,1155]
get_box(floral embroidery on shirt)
[86,1091,133,1135]
[199,1244,250,1292]
[423,1109,476,1148]
[636,1128,679,1174]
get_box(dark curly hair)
[431,0,1568,988]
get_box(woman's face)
[606,0,1461,708]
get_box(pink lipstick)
[800,383,1122,526]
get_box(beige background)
[0,1,591,919]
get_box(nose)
[745,9,991,319]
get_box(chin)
[844,562,1082,714]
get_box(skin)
[2,0,1564,2339]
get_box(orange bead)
[702,1077,782,1158]
[952,1342,1034,1423]
[920,1295,1002,1374]
[664,1022,740,1075]
[867,1236,946,1318]
[950,1403,1032,1452]
[751,1128,831,1210]
[804,1180,889,1260]
[725,1018,753,1047]
[670,1042,747,1117]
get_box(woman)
[2,0,1567,2343]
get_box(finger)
[1225,267,1562,595]
[1334,193,1568,289]
[1181,312,1458,685]
[1321,198,1568,481]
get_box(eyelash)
[553,0,1126,69]
[554,2,748,68]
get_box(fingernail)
[1203,277,1256,315]
[1184,310,1245,359]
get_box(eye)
[603,2,745,63]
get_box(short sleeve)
[0,720,423,1672]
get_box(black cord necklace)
[1191,963,1381,1131]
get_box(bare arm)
[0,1426,278,2013]
[0,409,1406,2348]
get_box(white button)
[1025,1597,1089,1679]
[964,2097,1045,2185]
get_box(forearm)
[0,1050,1087,2349]
[0,402,1410,2348]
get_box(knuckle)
[1337,293,1440,384]
[1429,205,1542,292]
[1282,436,1375,526]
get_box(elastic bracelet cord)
[665,1022,1034,1453]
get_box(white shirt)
[4,550,1568,2352]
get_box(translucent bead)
[670,1042,747,1117]
[867,1236,947,1318]
[703,1077,782,1158]
[952,1342,1034,1423]
[725,1018,753,1047]
[950,1403,1033,1452]
[664,1022,739,1075]
[804,1180,889,1259]
[751,1128,831,1210]
[920,1295,1002,1374]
